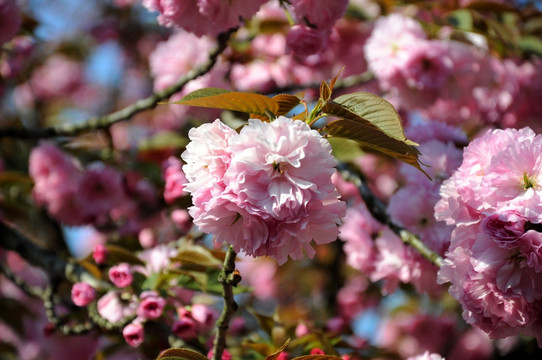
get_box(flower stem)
[212,245,240,360]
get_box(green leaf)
[322,92,427,176]
[157,348,209,360]
[327,137,365,163]
[448,9,473,31]
[327,92,411,142]
[138,131,188,152]
[166,88,279,116]
[171,245,223,267]
[265,338,290,360]
[519,35,542,57]
[104,244,145,266]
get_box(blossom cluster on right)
[436,127,542,345]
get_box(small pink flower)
[191,303,218,332]
[122,322,144,347]
[137,291,166,320]
[71,282,96,307]
[93,243,107,264]
[78,162,126,222]
[286,25,329,56]
[172,308,198,340]
[310,348,325,355]
[97,290,137,323]
[207,348,232,360]
[162,156,187,204]
[109,263,133,288]
[291,0,348,30]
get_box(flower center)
[523,172,537,190]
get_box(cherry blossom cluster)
[181,116,346,265]
[436,127,542,345]
[365,13,542,131]
[70,242,223,349]
[29,142,157,231]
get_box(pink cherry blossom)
[291,0,349,30]
[97,290,137,323]
[137,291,166,320]
[162,156,187,204]
[364,13,426,83]
[71,282,96,307]
[78,162,126,222]
[207,348,232,360]
[29,142,86,225]
[93,243,108,264]
[286,25,329,57]
[172,308,198,340]
[30,55,84,100]
[183,117,345,265]
[122,322,144,347]
[191,303,218,333]
[109,263,133,288]
[0,0,21,46]
[143,0,265,36]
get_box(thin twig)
[0,222,110,288]
[263,71,375,96]
[212,245,240,360]
[0,261,44,298]
[337,162,444,268]
[0,27,237,140]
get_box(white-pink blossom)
[436,127,542,345]
[364,13,426,83]
[143,0,265,36]
[182,117,345,265]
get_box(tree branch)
[0,27,237,140]
[0,222,110,288]
[263,71,375,96]
[337,162,444,268]
[212,245,240,360]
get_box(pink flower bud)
[93,243,107,264]
[137,291,166,320]
[122,322,144,347]
[109,263,133,288]
[310,348,325,355]
[207,348,232,360]
[172,310,198,340]
[71,282,96,307]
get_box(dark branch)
[0,27,237,140]
[0,222,110,288]
[212,245,240,360]
[337,162,444,267]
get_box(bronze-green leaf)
[322,92,428,176]
[166,88,279,116]
[272,94,302,116]
[264,338,290,360]
[104,245,145,266]
[156,348,209,360]
[172,245,223,267]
